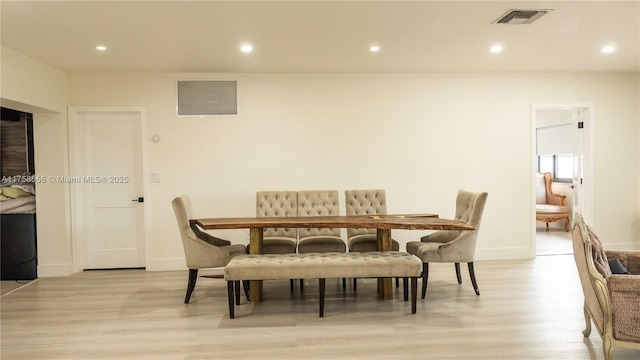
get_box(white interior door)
[571,109,585,220]
[70,108,146,269]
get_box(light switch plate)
[150,172,161,183]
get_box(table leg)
[377,228,393,300]
[249,227,263,303]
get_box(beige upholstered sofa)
[572,214,640,360]
[535,172,570,231]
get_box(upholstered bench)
[224,252,422,318]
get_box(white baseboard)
[37,263,74,277]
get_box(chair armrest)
[546,193,566,206]
[605,250,640,275]
[421,230,459,243]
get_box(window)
[537,154,573,183]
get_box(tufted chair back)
[256,191,298,239]
[344,189,387,239]
[454,189,487,228]
[297,190,341,239]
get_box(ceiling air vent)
[492,9,551,24]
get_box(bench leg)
[242,280,250,301]
[411,277,417,314]
[455,263,462,284]
[234,281,241,305]
[319,278,326,317]
[227,281,235,319]
[403,277,409,301]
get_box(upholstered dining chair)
[256,191,298,254]
[256,191,299,291]
[344,189,400,289]
[572,213,640,360]
[344,189,399,252]
[172,195,247,304]
[406,190,488,299]
[296,190,346,253]
[297,190,346,290]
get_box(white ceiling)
[1,1,638,74]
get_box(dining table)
[191,214,476,302]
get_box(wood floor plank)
[1,255,638,359]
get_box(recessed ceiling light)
[601,44,616,54]
[96,45,107,51]
[369,45,380,52]
[240,43,253,53]
[490,44,504,54]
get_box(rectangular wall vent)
[177,80,237,116]
[493,9,551,24]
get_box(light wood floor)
[2,255,638,360]
[536,226,573,256]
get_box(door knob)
[132,197,144,203]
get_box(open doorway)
[532,104,593,256]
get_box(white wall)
[65,72,640,270]
[1,45,73,276]
[2,45,638,274]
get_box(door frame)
[68,106,150,272]
[530,103,594,257]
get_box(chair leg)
[468,262,480,295]
[319,278,326,317]
[300,279,304,292]
[455,263,462,284]
[342,278,346,291]
[396,277,399,288]
[290,279,294,293]
[421,263,429,299]
[234,281,241,305]
[582,303,592,337]
[227,281,235,319]
[411,277,418,314]
[353,278,357,291]
[403,277,409,301]
[184,269,198,304]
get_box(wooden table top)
[192,213,476,231]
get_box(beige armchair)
[406,190,488,299]
[535,172,570,231]
[572,213,640,360]
[172,195,247,304]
